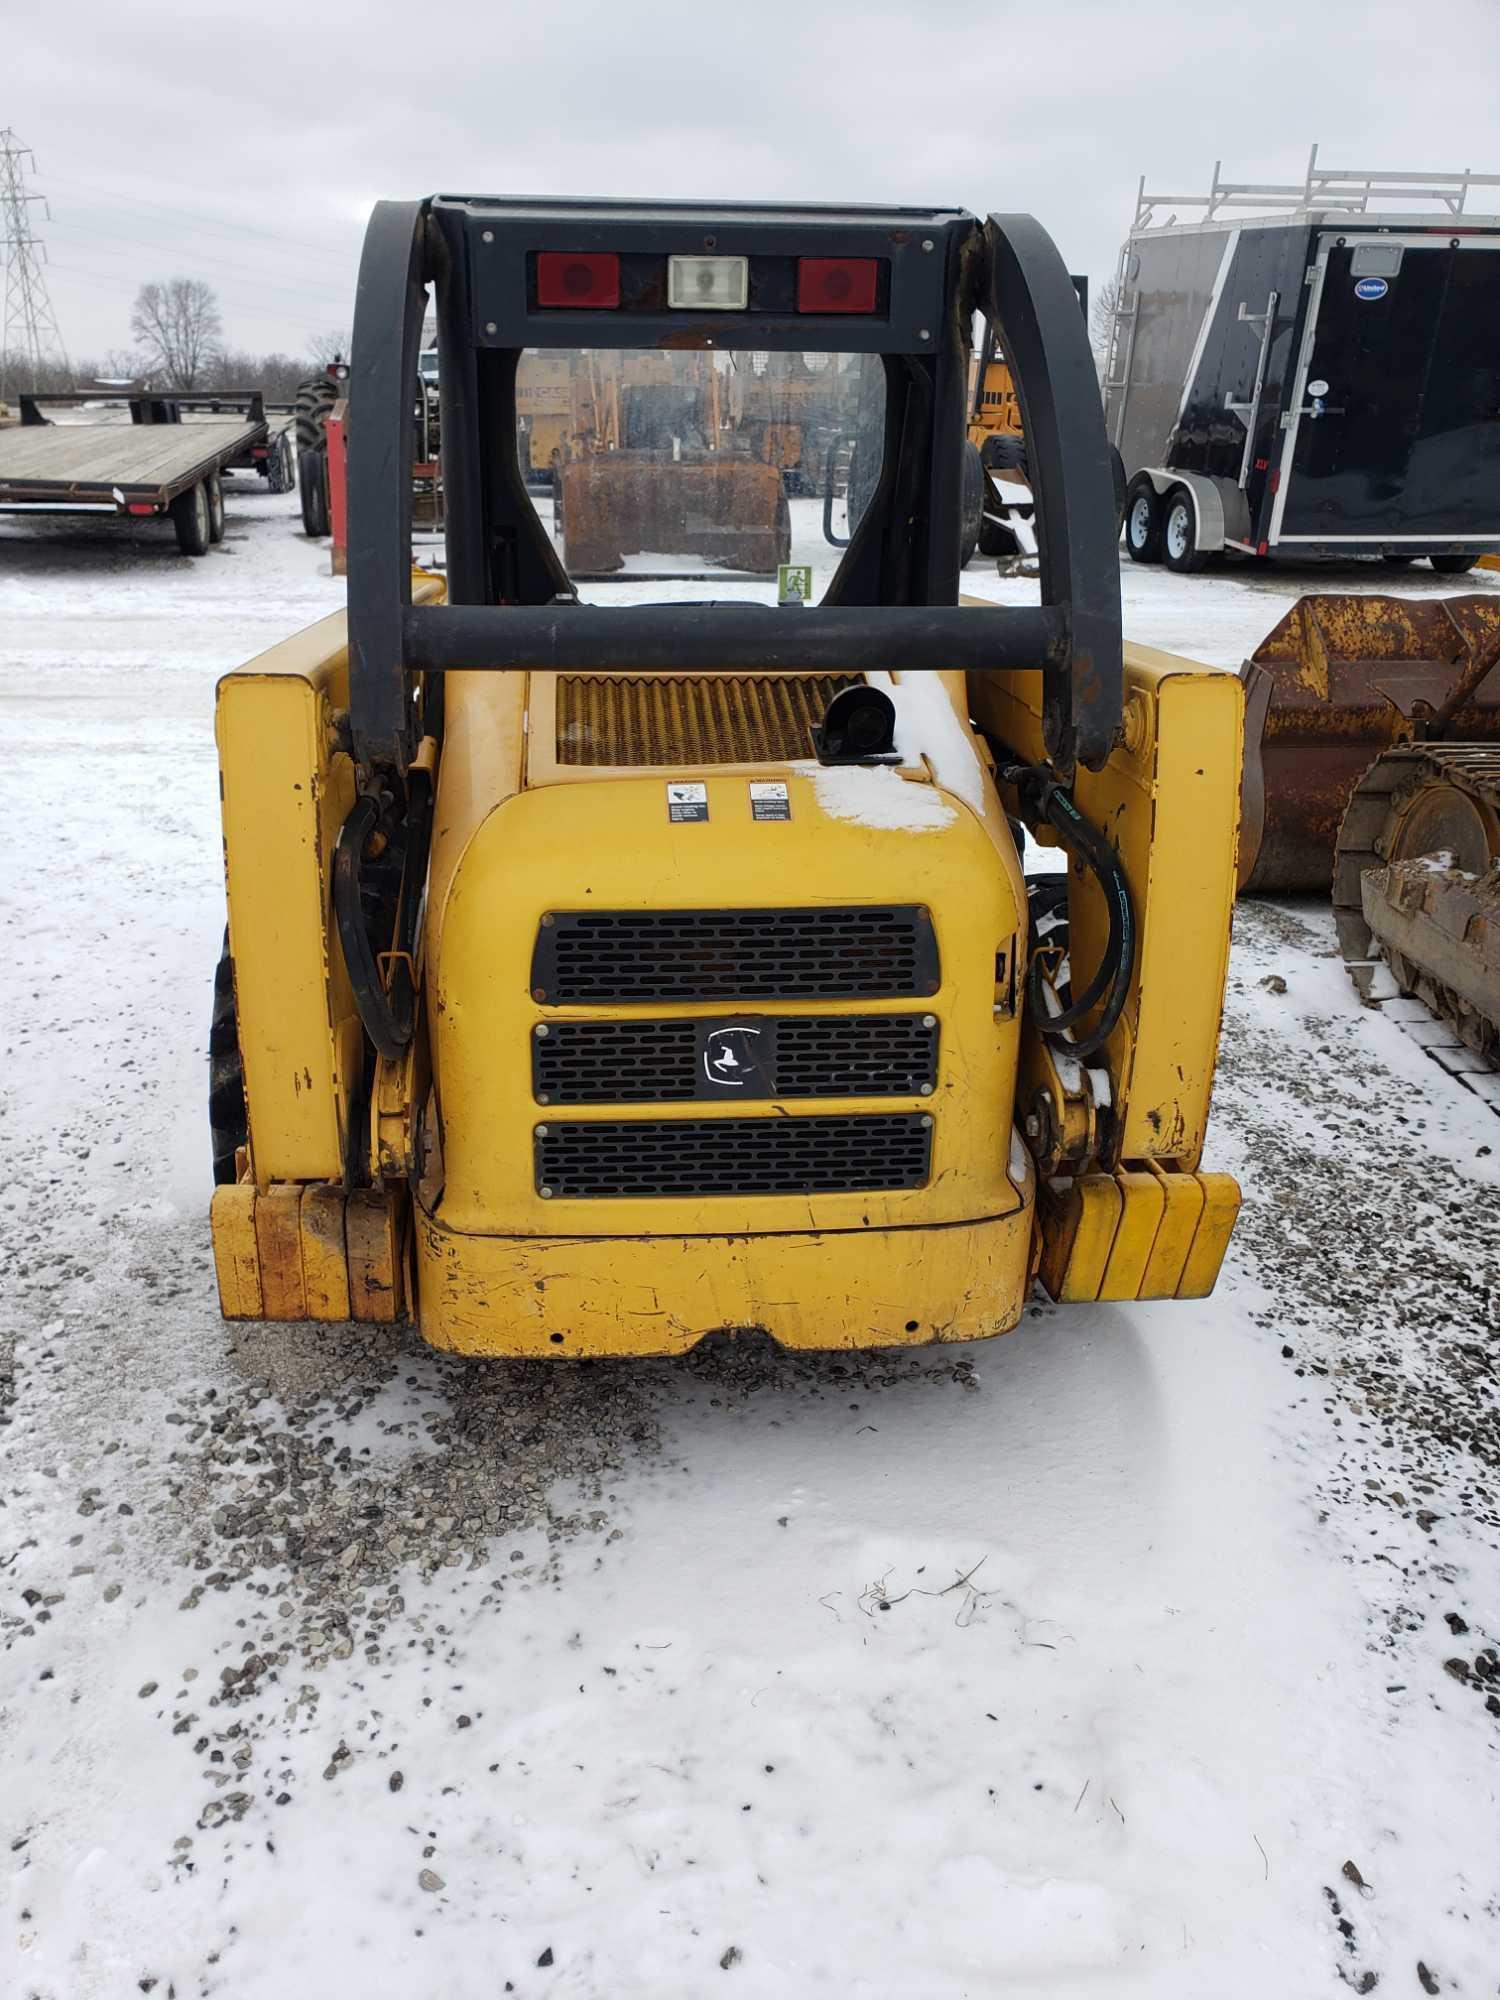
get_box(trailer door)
[1275,235,1500,543]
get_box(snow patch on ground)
[3,497,1499,1997]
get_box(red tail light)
[536,252,620,308]
[797,257,879,314]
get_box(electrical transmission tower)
[1,129,70,398]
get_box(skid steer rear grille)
[535,1114,931,1198]
[531,906,939,1004]
[533,1014,939,1103]
[555,672,861,766]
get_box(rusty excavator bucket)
[1237,593,1500,893]
[557,452,790,578]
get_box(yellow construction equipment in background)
[516,347,790,576]
[1239,591,1500,1089]
[208,196,1241,1356]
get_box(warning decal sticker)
[667,781,709,824]
[749,780,791,822]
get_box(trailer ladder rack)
[1131,144,1500,231]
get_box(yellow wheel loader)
[209,196,1242,1357]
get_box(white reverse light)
[668,255,749,311]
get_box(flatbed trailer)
[0,391,275,554]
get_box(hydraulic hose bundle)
[1002,762,1136,1059]
[333,763,435,1065]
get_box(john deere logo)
[703,1026,762,1088]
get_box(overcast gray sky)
[11,0,1500,362]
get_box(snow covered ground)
[2,487,1498,1999]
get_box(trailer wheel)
[1429,552,1478,575]
[299,448,330,538]
[1124,477,1163,564]
[210,934,248,1186]
[1162,487,1210,573]
[205,472,225,545]
[172,479,211,557]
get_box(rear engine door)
[1276,235,1500,543]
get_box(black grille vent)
[533,1015,939,1103]
[531,907,939,1005]
[535,1114,932,1198]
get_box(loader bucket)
[1237,593,1500,893]
[557,452,790,578]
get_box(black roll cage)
[346,194,1122,779]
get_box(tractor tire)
[210,937,248,1186]
[294,373,338,456]
[959,438,984,568]
[299,448,330,538]
[1162,486,1210,573]
[205,472,225,544]
[1124,476,1163,564]
[172,479,211,557]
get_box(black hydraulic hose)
[1001,762,1136,1059]
[333,769,435,1065]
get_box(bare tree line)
[1,272,348,406]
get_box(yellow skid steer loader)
[209,195,1241,1357]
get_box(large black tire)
[210,938,248,1186]
[978,507,1022,559]
[205,472,225,545]
[172,479,211,557]
[1124,476,1163,564]
[1429,552,1478,575]
[1161,485,1210,573]
[267,430,295,495]
[299,448,330,538]
[959,438,984,568]
[293,373,338,456]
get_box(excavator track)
[1334,744,1500,1111]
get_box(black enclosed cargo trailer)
[1105,151,1500,574]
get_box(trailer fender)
[1132,469,1246,552]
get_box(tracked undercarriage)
[1334,743,1500,1110]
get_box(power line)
[34,166,364,267]
[49,263,348,338]
[1,128,70,394]
[49,221,356,310]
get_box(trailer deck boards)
[0,419,262,505]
